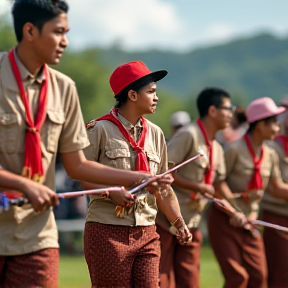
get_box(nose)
[154,93,158,101]
[274,122,280,133]
[61,34,69,48]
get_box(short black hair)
[12,0,69,42]
[247,115,277,133]
[196,87,231,118]
[115,75,154,108]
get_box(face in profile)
[258,116,280,140]
[31,13,69,65]
[213,97,233,130]
[133,82,159,115]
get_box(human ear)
[208,105,217,117]
[128,90,138,102]
[23,23,37,41]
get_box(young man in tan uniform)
[261,103,288,288]
[0,1,155,287]
[156,88,233,288]
[83,60,192,288]
[208,97,288,288]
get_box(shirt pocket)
[0,113,19,153]
[147,152,161,176]
[105,148,131,170]
[44,110,65,153]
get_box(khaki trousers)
[208,204,267,288]
[262,209,288,288]
[157,224,202,288]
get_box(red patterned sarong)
[84,222,160,288]
[0,248,59,288]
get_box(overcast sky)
[1,0,287,52]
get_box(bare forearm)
[155,188,182,223]
[270,180,288,200]
[79,180,110,190]
[61,151,144,187]
[0,169,31,193]
[172,173,202,194]
[214,181,234,199]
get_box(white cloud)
[67,0,184,50]
[204,24,235,43]
[0,0,11,16]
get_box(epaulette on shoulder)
[86,119,97,130]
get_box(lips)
[56,50,64,57]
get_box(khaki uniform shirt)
[225,137,281,217]
[156,122,226,229]
[0,51,89,255]
[83,114,168,226]
[261,140,288,216]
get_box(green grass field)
[59,244,224,288]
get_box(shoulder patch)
[86,119,97,130]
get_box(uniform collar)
[13,49,45,84]
[0,50,45,92]
[117,112,142,131]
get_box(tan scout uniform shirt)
[225,137,281,217]
[0,51,89,255]
[261,140,288,216]
[156,122,226,229]
[83,113,168,226]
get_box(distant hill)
[95,33,288,105]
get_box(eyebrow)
[55,25,70,32]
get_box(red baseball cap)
[109,60,168,96]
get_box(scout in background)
[156,88,234,288]
[82,60,192,288]
[216,106,248,148]
[208,97,288,288]
[0,1,155,287]
[169,110,191,138]
[261,97,288,288]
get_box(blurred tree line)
[2,15,287,137]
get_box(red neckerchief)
[243,134,264,190]
[8,48,48,183]
[196,118,214,185]
[96,107,149,172]
[275,135,288,157]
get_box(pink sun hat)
[246,97,286,123]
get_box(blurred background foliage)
[1,15,287,136]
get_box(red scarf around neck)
[97,107,150,172]
[275,135,288,157]
[196,118,214,185]
[8,48,48,183]
[243,134,264,190]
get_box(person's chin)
[221,123,230,130]
[46,58,59,65]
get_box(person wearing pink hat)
[208,97,288,288]
[260,102,288,288]
[82,60,192,288]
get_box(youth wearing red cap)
[82,61,191,288]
